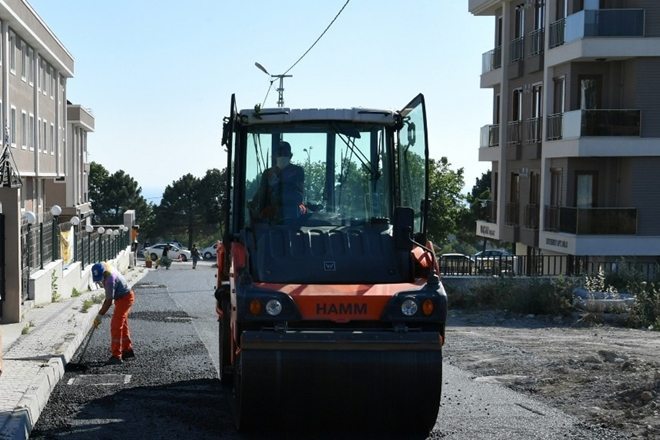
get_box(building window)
[512,88,523,121]
[534,1,545,31]
[50,124,54,154]
[27,47,34,85]
[50,70,56,98]
[532,84,543,118]
[10,107,16,146]
[40,60,46,93]
[579,75,602,110]
[9,31,16,73]
[553,77,565,114]
[43,120,47,152]
[29,114,34,150]
[21,41,27,81]
[21,111,27,148]
[575,172,598,208]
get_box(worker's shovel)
[65,324,98,372]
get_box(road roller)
[215,93,447,435]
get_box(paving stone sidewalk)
[0,267,147,440]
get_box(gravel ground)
[444,310,660,439]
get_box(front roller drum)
[232,331,443,434]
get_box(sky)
[28,0,494,203]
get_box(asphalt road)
[31,262,625,439]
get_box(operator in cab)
[250,141,305,223]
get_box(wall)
[629,157,660,235]
[633,58,660,137]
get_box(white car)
[144,243,191,262]
[201,242,219,260]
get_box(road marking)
[67,374,132,386]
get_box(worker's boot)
[106,356,123,365]
[122,350,135,360]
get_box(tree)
[197,168,227,237]
[426,157,469,246]
[154,174,200,248]
[89,162,152,231]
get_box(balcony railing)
[480,124,499,147]
[529,29,545,56]
[547,113,563,140]
[546,110,640,140]
[524,203,540,229]
[545,206,637,234]
[525,117,542,144]
[505,202,520,226]
[507,120,522,145]
[481,46,502,73]
[550,9,645,48]
[510,37,524,62]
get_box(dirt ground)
[444,310,660,439]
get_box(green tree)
[154,174,200,248]
[457,170,492,251]
[89,162,152,230]
[427,157,468,246]
[197,168,227,238]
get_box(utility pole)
[255,62,292,108]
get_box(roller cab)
[217,93,447,434]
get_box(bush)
[447,277,576,316]
[627,281,660,330]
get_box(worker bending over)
[92,262,135,365]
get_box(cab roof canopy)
[238,107,399,126]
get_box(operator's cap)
[278,141,293,157]
[91,263,104,282]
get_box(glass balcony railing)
[545,206,637,234]
[547,110,640,140]
[481,46,502,73]
[550,9,645,48]
[480,124,499,147]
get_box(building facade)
[470,0,660,262]
[0,1,93,323]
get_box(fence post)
[39,222,44,269]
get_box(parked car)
[201,242,219,260]
[144,243,191,262]
[440,253,475,275]
[473,249,518,275]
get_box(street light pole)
[24,211,37,301]
[50,205,62,261]
[70,215,80,264]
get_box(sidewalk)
[0,266,148,440]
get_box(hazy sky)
[29,0,494,202]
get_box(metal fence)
[21,219,130,300]
[439,254,660,283]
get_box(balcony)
[482,46,502,73]
[545,206,637,235]
[507,121,522,145]
[509,37,524,63]
[546,109,640,140]
[528,29,544,56]
[524,117,542,144]
[550,9,645,48]
[480,124,499,148]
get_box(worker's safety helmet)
[278,141,293,158]
[91,263,105,282]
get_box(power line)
[283,0,351,75]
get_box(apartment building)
[469,0,660,263]
[0,1,93,323]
